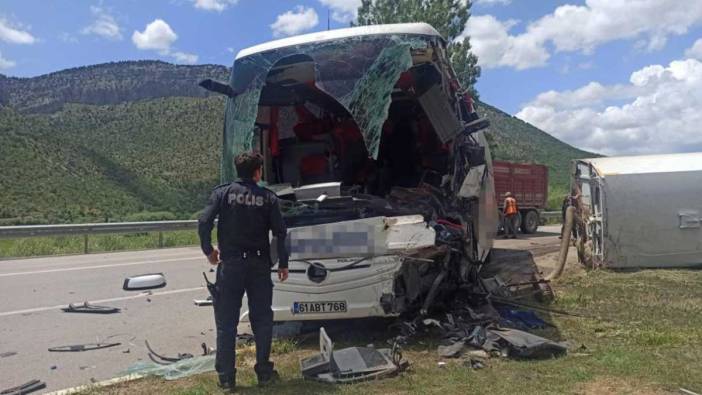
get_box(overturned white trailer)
[574,153,702,268]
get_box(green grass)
[80,264,702,394]
[0,230,204,258]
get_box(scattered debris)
[50,366,57,370]
[61,301,121,314]
[0,351,17,358]
[496,307,549,330]
[300,327,407,384]
[48,342,121,352]
[200,343,214,356]
[122,273,166,291]
[483,328,567,359]
[193,296,213,306]
[0,379,46,395]
[123,348,131,354]
[145,340,193,365]
[123,355,215,380]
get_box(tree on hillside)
[355,0,481,98]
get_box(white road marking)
[0,286,205,317]
[0,256,204,277]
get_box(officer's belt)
[226,246,268,259]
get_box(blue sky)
[2,0,702,155]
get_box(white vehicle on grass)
[204,23,497,327]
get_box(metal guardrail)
[0,212,562,254]
[541,211,561,219]
[0,220,198,239]
[0,220,199,254]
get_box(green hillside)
[0,97,224,224]
[476,101,598,206]
[0,61,596,225]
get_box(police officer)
[198,151,289,391]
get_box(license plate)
[292,301,347,314]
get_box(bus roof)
[235,23,442,60]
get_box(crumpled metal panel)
[222,34,432,181]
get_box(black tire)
[520,210,539,234]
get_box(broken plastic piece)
[483,328,567,359]
[145,340,194,365]
[48,342,120,352]
[300,327,406,383]
[0,379,46,395]
[123,273,166,291]
[61,302,121,314]
[193,296,213,306]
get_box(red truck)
[493,160,548,234]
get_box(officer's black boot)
[255,362,278,386]
[218,369,236,393]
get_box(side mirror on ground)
[123,273,167,291]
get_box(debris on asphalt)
[300,327,408,384]
[0,351,17,358]
[0,379,46,395]
[145,340,194,365]
[193,296,213,306]
[122,273,166,291]
[48,342,121,352]
[61,301,121,314]
[201,342,214,356]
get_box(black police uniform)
[198,178,288,386]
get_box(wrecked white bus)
[202,23,497,324]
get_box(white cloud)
[132,19,198,64]
[271,6,319,37]
[82,6,122,40]
[516,58,702,155]
[132,19,177,54]
[462,0,702,70]
[191,0,238,12]
[318,0,361,23]
[0,50,15,69]
[685,38,702,60]
[0,18,36,44]
[462,15,548,70]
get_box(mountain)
[0,61,594,225]
[0,60,229,113]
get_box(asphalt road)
[0,225,562,393]
[0,247,216,393]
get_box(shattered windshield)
[222,34,433,181]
